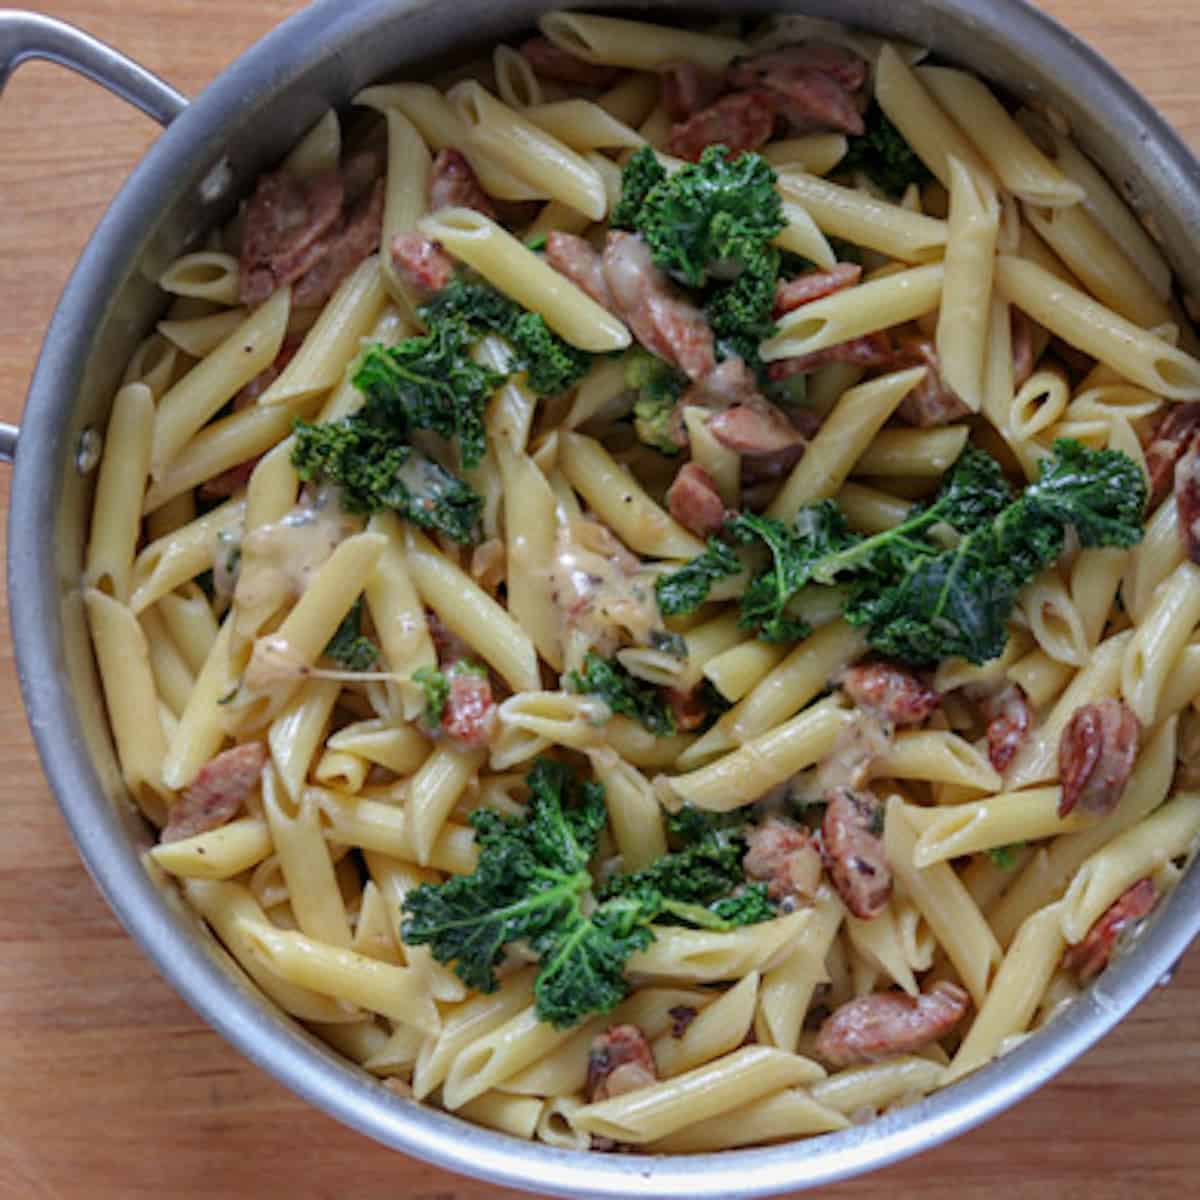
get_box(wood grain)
[1,3,1198,1197]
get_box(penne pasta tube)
[538,11,746,72]
[916,68,1084,206]
[649,1087,848,1152]
[767,368,926,520]
[762,264,944,362]
[909,788,1094,867]
[994,255,1200,400]
[149,816,273,880]
[571,1046,824,1144]
[419,208,629,352]
[667,697,851,811]
[776,171,949,263]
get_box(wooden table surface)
[1,3,1199,1197]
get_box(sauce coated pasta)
[85,10,1200,1153]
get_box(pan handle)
[0,10,189,463]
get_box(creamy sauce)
[816,710,892,792]
[549,518,659,660]
[234,486,357,640]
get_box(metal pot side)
[7,2,1200,1196]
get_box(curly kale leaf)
[841,102,931,197]
[567,651,675,735]
[627,347,689,455]
[412,665,450,728]
[630,146,785,287]
[614,146,784,372]
[323,596,379,671]
[353,321,504,471]
[402,757,774,1028]
[402,759,608,1006]
[420,276,592,397]
[610,145,668,231]
[291,416,482,543]
[706,243,781,371]
[656,441,1144,665]
[727,506,859,642]
[655,537,743,617]
[845,441,1146,664]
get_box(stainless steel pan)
[4,3,1198,1196]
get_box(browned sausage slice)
[1062,878,1158,981]
[602,232,717,380]
[821,787,891,919]
[389,232,455,301]
[667,91,780,163]
[744,816,823,903]
[520,36,623,87]
[666,462,726,538]
[545,232,614,310]
[842,660,939,727]
[774,264,862,316]
[587,1024,658,1102]
[429,147,497,218]
[1057,699,1140,818]
[815,981,970,1067]
[161,742,268,844]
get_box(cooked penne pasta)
[80,12,1199,1157]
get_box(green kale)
[614,146,785,372]
[840,102,931,197]
[567,651,675,735]
[846,441,1146,664]
[610,145,668,230]
[412,665,450,728]
[656,441,1145,665]
[324,596,379,671]
[650,629,689,659]
[626,347,688,454]
[623,146,785,287]
[986,842,1026,870]
[706,244,781,371]
[655,537,743,617]
[726,506,859,642]
[525,233,548,253]
[353,324,503,472]
[292,417,482,543]
[402,757,775,1027]
[420,276,592,397]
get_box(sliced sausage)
[727,44,869,95]
[587,1025,658,1102]
[678,355,762,410]
[668,91,779,163]
[161,742,268,844]
[666,462,726,538]
[821,787,892,919]
[744,815,824,904]
[841,660,939,727]
[1143,402,1200,511]
[239,169,344,306]
[767,332,895,378]
[668,1005,699,1038]
[708,399,808,462]
[1011,309,1036,389]
[429,147,497,218]
[894,339,972,428]
[814,981,970,1067]
[1057,699,1140,818]
[1062,878,1158,982]
[1174,430,1200,563]
[602,231,716,380]
[981,684,1032,773]
[546,231,614,310]
[389,232,455,301]
[442,669,496,749]
[774,263,863,316]
[666,685,711,733]
[291,177,385,308]
[662,62,727,122]
[519,36,623,87]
